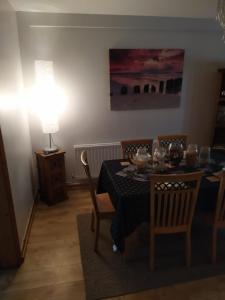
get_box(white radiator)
[73,142,122,179]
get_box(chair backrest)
[214,170,225,227]
[80,150,98,213]
[121,139,153,159]
[150,172,202,233]
[158,134,187,150]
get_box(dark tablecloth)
[97,150,225,251]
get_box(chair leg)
[94,218,100,252]
[91,210,95,232]
[185,231,191,267]
[212,228,217,264]
[150,233,155,271]
[122,239,128,262]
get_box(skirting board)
[21,192,39,259]
[66,179,97,189]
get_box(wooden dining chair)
[149,171,202,271]
[212,170,225,263]
[121,139,153,159]
[80,150,115,252]
[158,134,188,150]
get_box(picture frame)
[109,49,185,110]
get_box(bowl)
[130,158,151,169]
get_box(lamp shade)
[42,120,59,134]
[35,60,54,87]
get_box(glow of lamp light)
[31,83,66,118]
[29,60,67,125]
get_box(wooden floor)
[1,187,225,299]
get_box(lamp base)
[43,146,59,155]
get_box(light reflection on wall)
[0,93,24,111]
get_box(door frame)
[0,126,22,268]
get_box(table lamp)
[42,119,59,155]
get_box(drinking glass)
[199,146,211,166]
[152,139,160,157]
[153,146,166,171]
[186,144,198,167]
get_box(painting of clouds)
[109,49,185,110]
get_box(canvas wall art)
[109,49,185,110]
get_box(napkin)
[120,161,130,166]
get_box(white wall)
[0,1,34,247]
[17,13,225,184]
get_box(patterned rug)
[77,213,225,300]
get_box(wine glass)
[168,142,183,166]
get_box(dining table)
[97,149,225,252]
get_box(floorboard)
[1,187,225,299]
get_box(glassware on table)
[168,142,184,166]
[186,144,198,168]
[131,147,151,169]
[152,139,160,157]
[153,146,167,171]
[199,146,211,167]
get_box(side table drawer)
[48,156,65,174]
[51,173,65,187]
[36,150,67,205]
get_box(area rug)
[77,214,225,300]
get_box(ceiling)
[9,0,218,19]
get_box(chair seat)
[96,193,115,217]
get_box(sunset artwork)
[109,49,185,110]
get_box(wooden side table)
[35,150,67,205]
